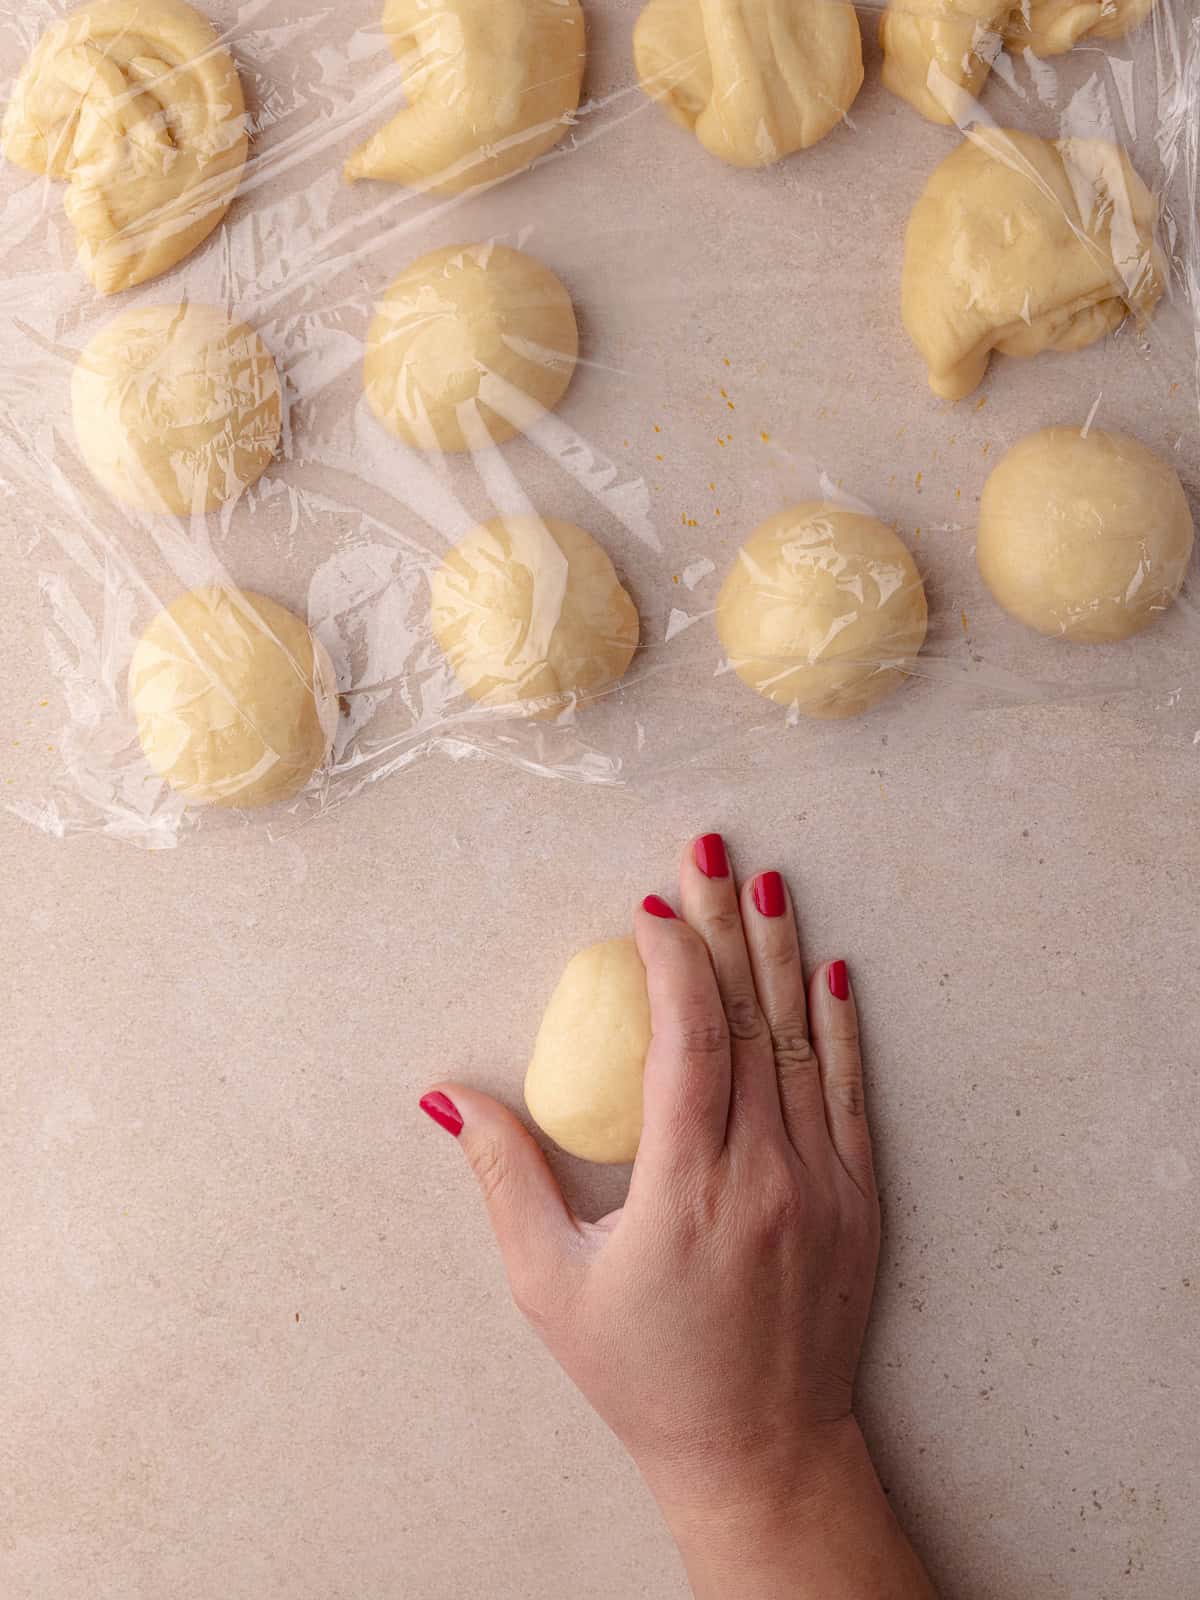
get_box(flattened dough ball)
[2,0,247,294]
[345,0,585,196]
[903,129,1164,400]
[129,588,338,808]
[431,517,640,720]
[718,504,928,720]
[978,426,1194,643]
[634,0,863,166]
[525,938,651,1164]
[72,305,282,516]
[365,244,579,453]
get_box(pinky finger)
[809,961,876,1198]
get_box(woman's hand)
[421,834,937,1598]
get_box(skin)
[423,835,939,1598]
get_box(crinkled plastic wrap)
[0,0,1197,847]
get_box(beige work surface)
[2,3,1199,1597]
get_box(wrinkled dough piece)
[978,426,1194,643]
[2,0,247,293]
[73,305,282,515]
[881,0,1158,125]
[525,938,650,1164]
[346,0,585,196]
[902,129,1165,400]
[431,517,640,720]
[129,588,338,809]
[717,504,928,721]
[634,0,863,166]
[365,244,579,453]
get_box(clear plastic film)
[0,0,1196,847]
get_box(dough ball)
[365,244,579,454]
[903,129,1164,400]
[525,938,650,1165]
[345,0,585,196]
[978,427,1194,643]
[430,517,640,720]
[717,504,928,720]
[2,0,247,294]
[72,305,282,516]
[634,0,862,166]
[129,588,338,808]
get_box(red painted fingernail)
[828,961,850,1002]
[420,1092,463,1137]
[694,833,730,879]
[643,894,677,920]
[753,871,786,918]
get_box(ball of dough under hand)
[430,517,640,720]
[129,588,337,808]
[72,305,282,516]
[978,427,1194,643]
[634,0,862,166]
[903,129,1164,400]
[345,0,585,196]
[365,244,579,453]
[717,504,929,720]
[2,0,247,294]
[525,938,650,1165]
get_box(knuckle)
[470,1136,513,1208]
[675,1009,729,1058]
[757,939,802,976]
[723,991,767,1043]
[828,1074,867,1118]
[771,1030,818,1074]
[704,907,744,940]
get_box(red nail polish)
[753,872,786,918]
[420,1092,463,1137]
[694,833,730,879]
[828,961,850,1002]
[643,894,677,920]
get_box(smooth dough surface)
[365,244,579,453]
[525,938,651,1165]
[902,129,1164,401]
[978,427,1194,643]
[430,517,640,720]
[717,504,928,720]
[2,0,247,294]
[130,588,337,808]
[881,0,1158,126]
[72,305,282,515]
[634,0,863,166]
[345,0,585,196]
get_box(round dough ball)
[430,516,640,720]
[73,305,282,516]
[129,588,338,808]
[977,427,1194,643]
[717,504,929,720]
[525,938,650,1165]
[365,244,578,453]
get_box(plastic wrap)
[0,0,1197,847]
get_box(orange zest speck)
[760,431,770,443]
[961,610,970,634]
[975,396,988,411]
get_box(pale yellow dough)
[129,588,338,808]
[978,427,1194,643]
[345,0,585,196]
[72,305,282,516]
[2,0,247,294]
[365,244,579,454]
[882,0,1158,126]
[717,504,928,720]
[431,517,640,720]
[902,129,1165,401]
[634,0,863,167]
[525,938,651,1165]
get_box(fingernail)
[694,833,730,879]
[753,871,786,918]
[420,1091,463,1138]
[828,961,850,1002]
[643,894,677,920]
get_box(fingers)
[808,963,876,1197]
[632,894,732,1184]
[679,834,782,1134]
